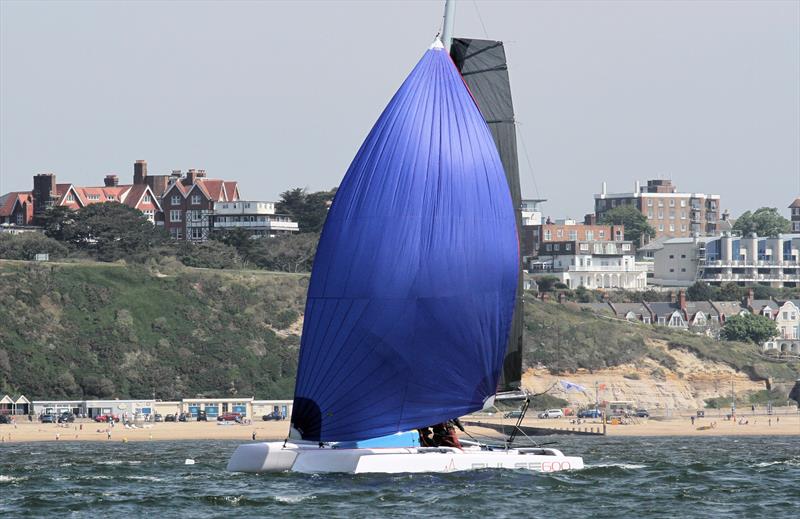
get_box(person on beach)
[691,416,695,425]
[252,431,256,441]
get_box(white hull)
[227,441,584,474]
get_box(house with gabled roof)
[0,191,34,228]
[161,168,241,241]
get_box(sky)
[1,0,798,220]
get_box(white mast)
[442,0,456,52]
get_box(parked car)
[94,414,119,423]
[178,413,188,422]
[537,409,564,419]
[164,414,176,422]
[218,413,242,422]
[503,410,523,419]
[577,408,602,419]
[153,414,163,422]
[0,415,12,424]
[40,414,56,423]
[635,409,650,418]
[262,412,283,421]
[58,412,75,423]
[196,411,207,422]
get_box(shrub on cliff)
[721,313,778,344]
[0,232,68,260]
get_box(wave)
[753,458,800,468]
[0,475,27,483]
[587,463,646,470]
[274,495,316,504]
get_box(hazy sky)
[1,0,798,219]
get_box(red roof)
[199,179,225,201]
[224,181,239,201]
[0,192,32,217]
[790,198,800,209]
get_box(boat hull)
[226,442,584,474]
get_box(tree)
[248,233,319,272]
[732,207,790,237]
[687,281,719,301]
[176,240,242,269]
[536,275,559,292]
[718,282,743,301]
[63,203,167,261]
[599,205,656,246]
[276,187,336,233]
[36,206,76,241]
[720,313,778,344]
[0,232,68,260]
[209,228,256,261]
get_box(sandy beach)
[1,412,797,443]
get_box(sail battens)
[291,47,518,442]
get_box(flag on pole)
[560,380,587,392]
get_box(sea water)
[1,436,798,518]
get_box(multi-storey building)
[652,233,800,288]
[594,179,721,240]
[789,198,800,233]
[160,169,241,241]
[523,214,624,263]
[1,171,162,226]
[212,201,299,237]
[538,238,646,290]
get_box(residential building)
[790,198,800,233]
[521,198,545,226]
[523,214,624,263]
[1,169,163,226]
[0,192,34,227]
[651,233,800,288]
[160,169,241,241]
[594,179,721,240]
[538,238,647,290]
[212,201,299,237]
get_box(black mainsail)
[450,38,524,391]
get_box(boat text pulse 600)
[227,6,584,475]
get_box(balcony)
[564,265,648,273]
[213,220,299,232]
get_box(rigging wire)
[471,0,490,39]
[517,123,543,201]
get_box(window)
[580,243,589,251]
[622,243,631,251]
[669,199,675,207]
[669,210,675,219]
[586,231,594,241]
[669,268,675,272]
[16,213,23,224]
[556,229,563,239]
[565,243,572,251]
[544,230,551,241]
[659,224,664,231]
[143,194,151,203]
[598,230,605,239]
[170,210,182,222]
[106,195,115,201]
[783,312,789,320]
[669,254,674,259]
[87,194,100,201]
[171,195,180,205]
[191,227,204,240]
[647,199,653,207]
[681,268,686,272]
[569,230,577,240]
[680,200,686,207]
[554,244,560,251]
[669,224,675,232]
[681,225,687,232]
[658,210,663,219]
[545,244,552,251]
[658,200,664,207]
[66,193,74,202]
[681,211,686,219]
[176,228,183,239]
[191,194,202,205]
[648,210,653,218]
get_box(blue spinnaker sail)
[291,43,519,442]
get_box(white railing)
[564,265,648,273]
[213,221,299,231]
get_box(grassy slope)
[0,260,307,400]
[1,261,795,401]
[524,297,799,382]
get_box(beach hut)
[0,394,13,415]
[15,395,31,415]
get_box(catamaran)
[227,0,584,474]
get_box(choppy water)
[1,436,798,518]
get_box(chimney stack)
[184,169,197,186]
[104,174,119,187]
[678,289,686,311]
[32,173,57,216]
[744,288,754,309]
[133,160,147,185]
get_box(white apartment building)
[542,239,647,290]
[652,234,800,288]
[212,201,299,237]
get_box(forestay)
[290,43,519,442]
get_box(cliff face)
[523,340,769,411]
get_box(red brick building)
[160,169,241,241]
[522,214,624,259]
[0,192,34,226]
